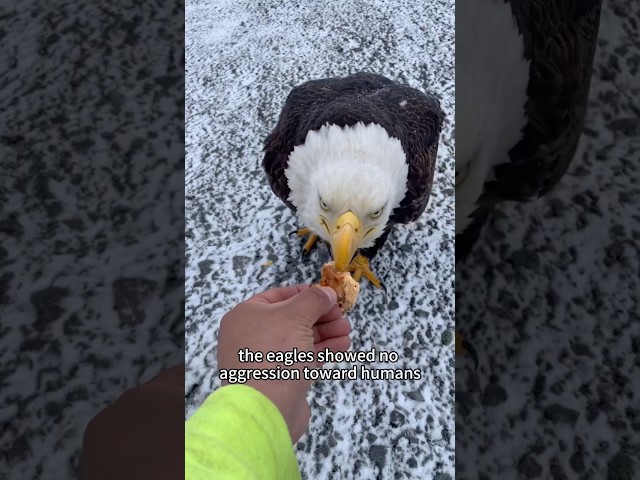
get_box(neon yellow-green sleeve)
[185,384,301,480]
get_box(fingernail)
[316,286,337,304]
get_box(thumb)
[280,286,337,325]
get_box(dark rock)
[390,409,405,427]
[399,243,413,253]
[64,217,85,230]
[441,330,453,345]
[427,414,434,426]
[607,451,637,480]
[518,455,542,478]
[198,259,214,276]
[532,373,546,400]
[604,241,627,266]
[607,117,639,136]
[544,404,579,426]
[482,383,507,407]
[550,461,568,480]
[570,439,585,474]
[434,474,452,480]
[20,336,48,351]
[0,215,24,236]
[510,249,539,269]
[0,272,14,305]
[232,255,251,276]
[570,341,593,356]
[406,390,424,402]
[31,286,70,328]
[550,382,564,395]
[586,400,600,423]
[315,442,331,458]
[66,386,89,402]
[5,434,31,461]
[425,325,433,339]
[45,401,61,417]
[368,445,387,470]
[610,420,627,431]
[112,277,158,326]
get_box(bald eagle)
[262,72,444,287]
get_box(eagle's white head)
[285,122,408,271]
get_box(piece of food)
[317,261,360,313]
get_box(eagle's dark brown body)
[263,72,445,259]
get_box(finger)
[314,305,343,325]
[313,316,351,344]
[278,287,337,326]
[144,364,185,389]
[314,335,351,364]
[248,285,309,304]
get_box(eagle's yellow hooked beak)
[331,211,362,272]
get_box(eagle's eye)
[319,198,329,212]
[370,207,383,219]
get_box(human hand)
[217,284,351,443]
[78,365,185,480]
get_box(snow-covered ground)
[455,0,640,478]
[185,0,455,478]
[0,2,184,478]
